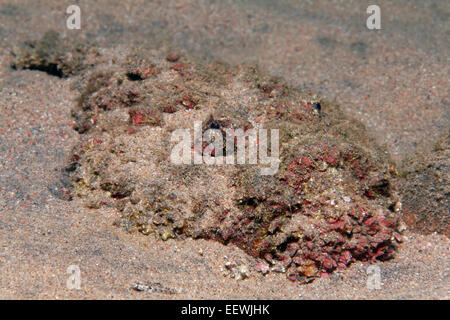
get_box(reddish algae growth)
[49,40,406,282]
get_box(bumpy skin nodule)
[66,47,403,281]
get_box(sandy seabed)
[0,0,448,299]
